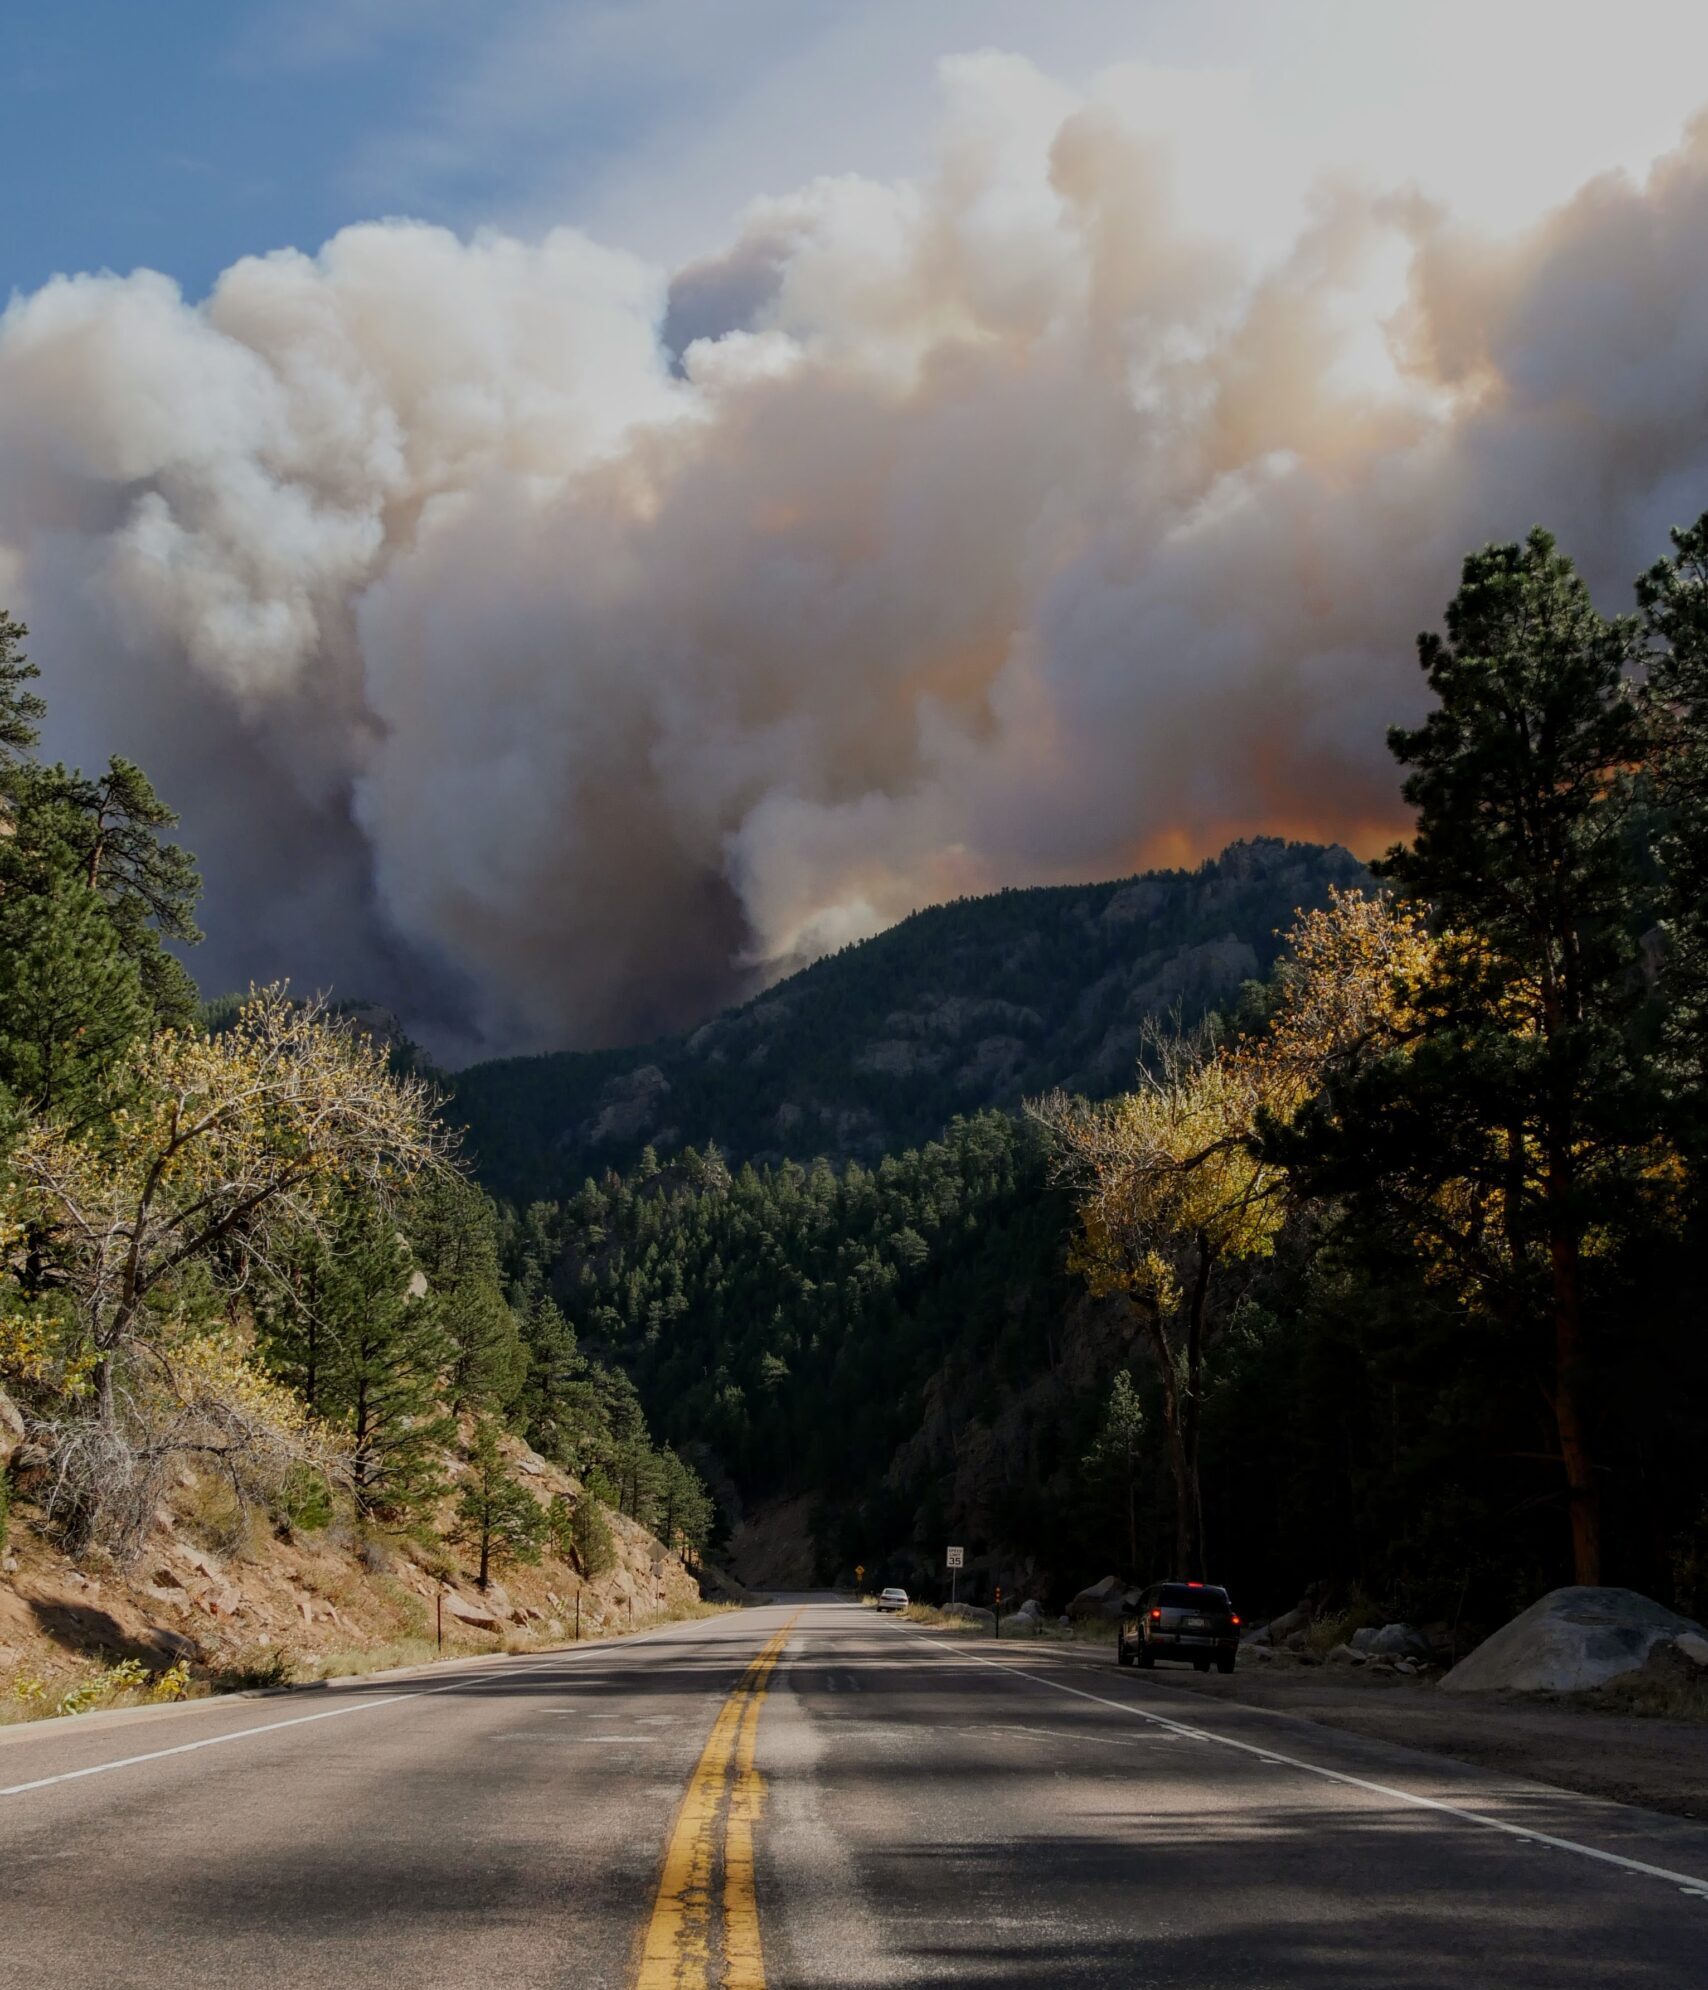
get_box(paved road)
[3,1597,1706,1986]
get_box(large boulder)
[1363,1623,1432,1661]
[443,1590,505,1633]
[1442,1587,1708,1695]
[1264,1604,1311,1643]
[1066,1576,1129,1622]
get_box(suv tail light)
[1149,1608,1162,1622]
[1231,1615,1240,1627]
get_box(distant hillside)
[451,837,1369,1201]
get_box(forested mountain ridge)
[454,837,1369,1200]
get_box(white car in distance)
[875,1586,909,1613]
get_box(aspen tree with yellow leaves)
[2,988,448,1557]
[1035,889,1428,1579]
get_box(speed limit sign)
[946,1545,964,1569]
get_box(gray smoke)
[3,57,1708,1057]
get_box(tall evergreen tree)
[1639,511,1708,1111]
[0,611,45,763]
[0,622,200,1036]
[261,1197,454,1523]
[1299,532,1652,1585]
[452,1417,545,1589]
[0,877,150,1121]
[406,1171,526,1413]
[515,1295,611,1472]
[1082,1369,1146,1576]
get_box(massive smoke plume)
[4,55,1708,1056]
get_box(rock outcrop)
[1442,1587,1708,1695]
[1066,1575,1134,1622]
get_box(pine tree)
[1313,532,1652,1585]
[452,1417,545,1589]
[516,1295,610,1470]
[261,1196,456,1524]
[0,611,45,764]
[406,1172,526,1412]
[1639,511,1708,1112]
[565,1487,617,1578]
[1082,1370,1146,1576]
[0,625,200,1034]
[0,877,150,1120]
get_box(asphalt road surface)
[3,1596,1707,1987]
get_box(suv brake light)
[1149,1608,1162,1622]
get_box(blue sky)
[21,0,1707,306]
[6,3,1227,298]
[2,2,585,296]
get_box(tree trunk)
[1549,1178,1601,1585]
[303,1266,319,1414]
[1178,1236,1212,1579]
[478,1518,491,1590]
[1147,1331,1196,1578]
[1541,961,1600,1584]
[352,1372,371,1516]
[1125,1448,1139,1575]
[94,1355,118,1434]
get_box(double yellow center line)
[634,1615,799,1988]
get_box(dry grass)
[1589,1662,1708,1722]
[296,1595,738,1681]
[887,1599,1086,1641]
[897,1601,982,1631]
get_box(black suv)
[1118,1582,1240,1673]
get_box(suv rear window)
[1156,1585,1230,1609]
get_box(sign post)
[946,1544,964,1608]
[994,1584,1002,1639]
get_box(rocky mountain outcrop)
[453,837,1369,1198]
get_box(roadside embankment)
[1,1427,708,1726]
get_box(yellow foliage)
[1239,887,1433,1119]
[3,985,444,1378]
[150,1658,190,1702]
[0,1215,93,1396]
[0,986,437,1557]
[1045,1039,1283,1317]
[9,1655,190,1720]
[1041,891,1435,1332]
[166,1325,316,1442]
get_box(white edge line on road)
[0,1619,704,1802]
[897,1626,1708,1899]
